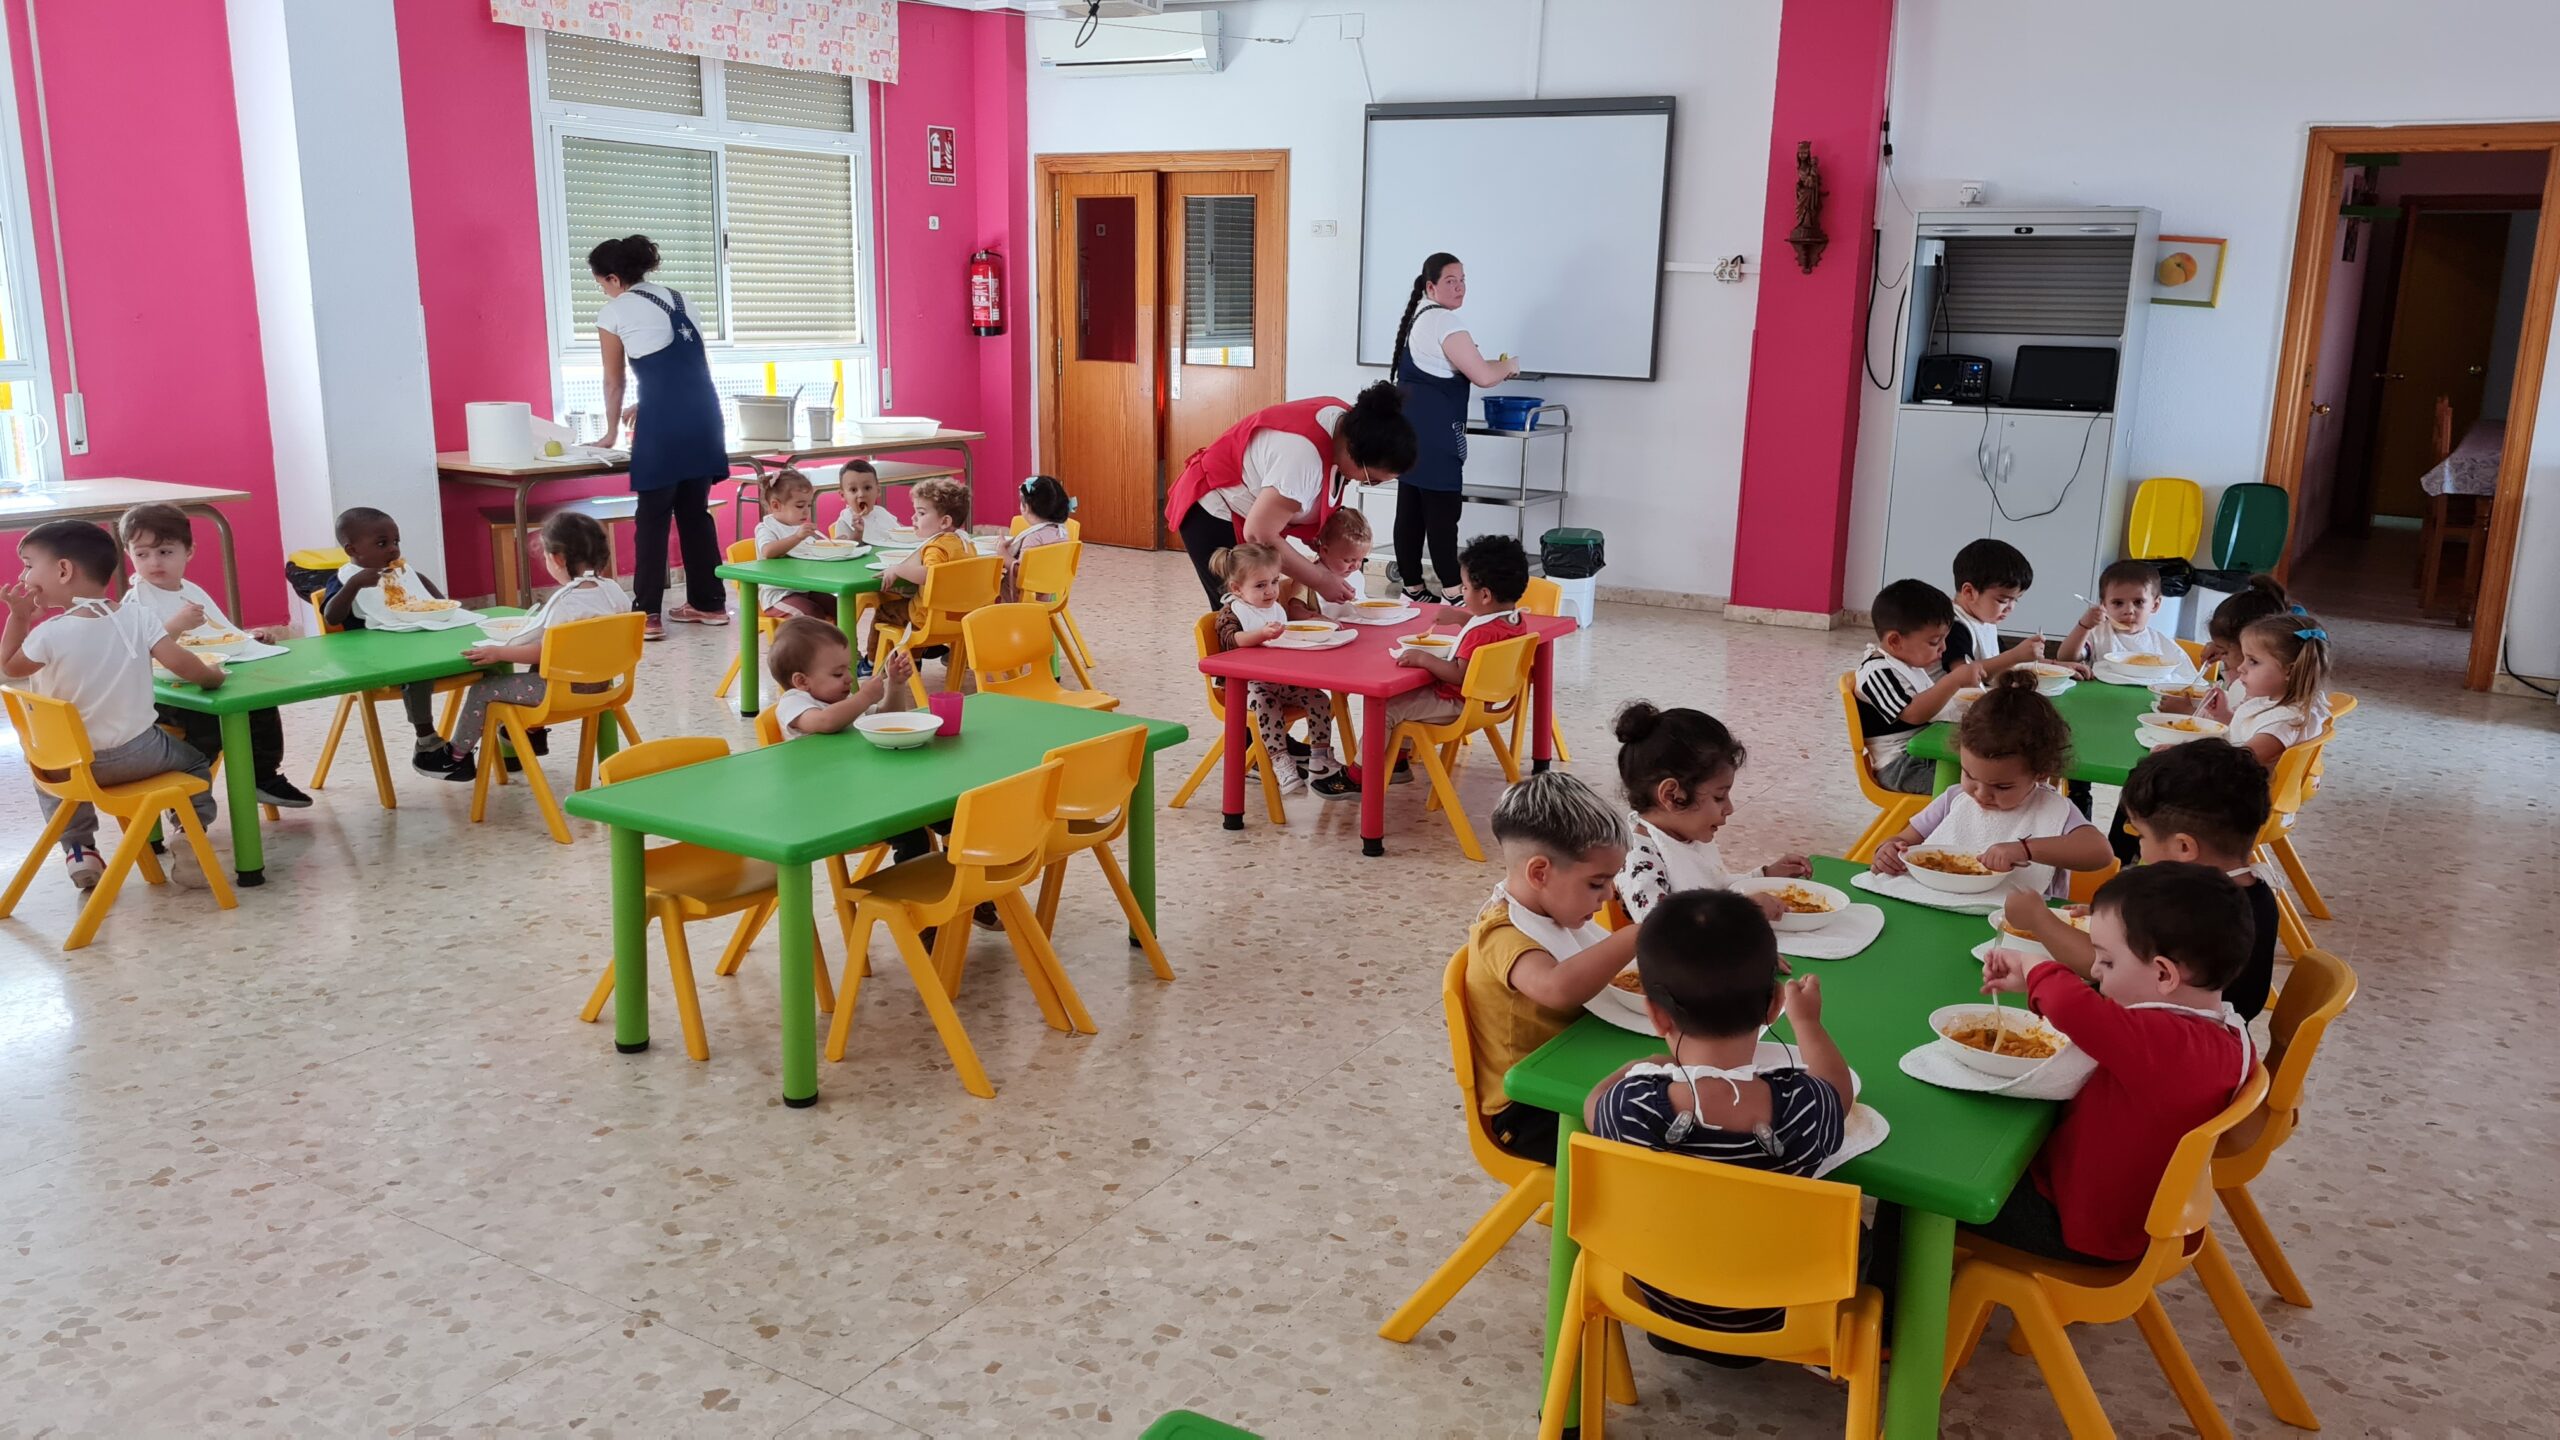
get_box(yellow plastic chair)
[1012,538,1098,685]
[1538,1133,1882,1439]
[714,537,788,700]
[303,590,470,810]
[575,737,835,1061]
[1387,633,1540,863]
[825,759,1090,1097]
[2249,720,2338,958]
[470,612,645,845]
[1505,579,1572,768]
[2215,948,2356,1313]
[1031,726,1174,983]
[1945,1067,2312,1436]
[2267,690,2355,929]
[1169,613,1290,827]
[876,553,1002,706]
[1009,513,1083,542]
[963,602,1119,711]
[1,690,238,950]
[2176,637,2208,669]
[2127,477,2206,560]
[1838,673,1930,864]
[2066,858,2119,906]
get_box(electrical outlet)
[1311,220,1339,238]
[1957,181,1986,207]
[927,215,941,231]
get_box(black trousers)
[157,702,283,780]
[631,477,726,616]
[1394,483,1465,592]
[1177,502,1241,608]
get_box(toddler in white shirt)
[118,501,308,808]
[753,467,833,620]
[1610,701,1809,925]
[2063,559,2183,668]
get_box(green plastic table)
[1909,674,2158,792]
[1501,856,2056,1439]
[715,551,888,716]
[561,695,1187,1107]
[150,613,522,885]
[1137,1412,1261,1439]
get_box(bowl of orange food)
[1901,848,2006,894]
[1929,1002,2071,1078]
[2020,661,2077,695]
[1395,633,1455,660]
[1282,619,1339,637]
[2136,712,2228,748]
[1731,876,1851,932]
[1988,906,2090,959]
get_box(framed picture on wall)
[2150,235,2228,307]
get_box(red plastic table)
[1195,613,1577,855]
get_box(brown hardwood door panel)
[2371,211,2511,519]
[1162,170,1285,547]
[1052,171,1160,548]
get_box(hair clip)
[2293,626,2327,641]
[2289,603,2308,616]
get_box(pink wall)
[1727,0,1896,617]
[3,0,286,624]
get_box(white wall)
[1857,0,2560,677]
[1025,0,1778,598]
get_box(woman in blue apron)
[592,235,731,640]
[1389,253,1519,604]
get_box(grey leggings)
[449,674,611,752]
[36,724,216,854]
[1248,682,1334,762]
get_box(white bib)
[1226,595,1290,632]
[1629,814,1734,892]
[1496,882,1607,963]
[1919,790,2064,895]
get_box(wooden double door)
[1040,154,1287,549]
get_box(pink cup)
[927,691,964,736]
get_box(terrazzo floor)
[2,544,2552,1438]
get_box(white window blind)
[560,137,721,337]
[1940,237,2135,337]
[727,146,861,345]
[1182,194,1256,363]
[725,64,856,132]
[542,32,704,116]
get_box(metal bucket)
[734,394,795,444]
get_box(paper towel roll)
[465,401,534,465]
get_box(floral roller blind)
[491,1,898,83]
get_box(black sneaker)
[1284,734,1313,759]
[527,727,550,757]
[1310,766,1359,801]
[972,900,1002,931]
[412,744,460,775]
[440,752,478,782]
[1402,586,1443,607]
[1390,759,1414,785]
[255,775,314,808]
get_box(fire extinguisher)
[969,249,1004,337]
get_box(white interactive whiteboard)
[1358,98,1675,381]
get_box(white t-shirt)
[1616,813,1740,923]
[1403,305,1468,380]
[1956,612,2001,667]
[520,573,629,644]
[1853,647,1937,767]
[832,504,902,543]
[122,577,235,637]
[753,516,829,604]
[2226,695,2321,751]
[594,282,684,359]
[1910,784,2096,899]
[774,687,829,740]
[19,598,165,750]
[2093,624,2183,664]
[1202,405,1344,522]
[1225,594,1290,633]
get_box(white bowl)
[849,416,940,441]
[853,712,945,749]
[1901,850,2007,894]
[2136,712,2226,748]
[2148,679,2218,705]
[1731,876,1852,932]
[1985,908,2090,961]
[1280,618,1339,638]
[175,628,250,657]
[1396,633,1455,660]
[474,617,535,644]
[1929,1002,2072,1079]
[792,539,867,562]
[2020,663,2077,696]
[2099,651,2180,672]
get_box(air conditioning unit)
[1028,1,1166,16]
[1033,11,1221,76]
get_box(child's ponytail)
[2241,612,2333,714]
[1957,669,2074,780]
[1209,541,1281,587]
[2207,573,2291,648]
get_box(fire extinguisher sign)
[927,125,957,187]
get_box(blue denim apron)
[1394,304,1471,493]
[623,288,729,492]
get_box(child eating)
[3,520,228,890]
[751,467,834,619]
[1584,889,1852,1353]
[1975,863,2256,1262]
[1855,579,1986,794]
[2201,612,2333,766]
[2062,559,2182,667]
[1941,538,2049,677]
[831,459,901,544]
[2008,737,2278,1018]
[765,614,915,741]
[1610,701,1809,924]
[117,502,308,808]
[429,513,632,782]
[1209,542,1349,799]
[323,506,460,774]
[1463,772,1640,1161]
[871,476,974,657]
[1872,670,2112,897]
[1310,507,1376,615]
[1000,473,1075,604]
[1389,532,1532,740]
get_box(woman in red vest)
[1163,382,1416,606]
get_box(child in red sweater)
[1975,862,2257,1263]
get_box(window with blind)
[0,33,55,489]
[531,31,876,438]
[1182,194,1256,367]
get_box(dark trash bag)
[2150,557,2196,598]
[1540,527,1605,579]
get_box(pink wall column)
[3,0,284,624]
[1726,0,1896,619]
[971,9,1032,502]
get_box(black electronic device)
[1914,354,1989,404]
[2006,345,2119,412]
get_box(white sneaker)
[164,841,208,890]
[1270,753,1307,796]
[62,847,104,891]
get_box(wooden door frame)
[2264,124,2560,690]
[1034,150,1289,547]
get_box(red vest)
[1162,396,1347,542]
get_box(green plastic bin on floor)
[2211,481,2291,572]
[1139,1411,1261,1439]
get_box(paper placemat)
[789,539,871,561]
[1266,629,1358,651]
[1816,1103,1891,1178]
[1850,868,2040,915]
[1329,604,1420,627]
[1897,1038,2094,1100]
[2093,659,2195,687]
[1776,903,1886,961]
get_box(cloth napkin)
[1775,903,1886,961]
[1897,1038,2095,1101]
[1850,868,2034,915]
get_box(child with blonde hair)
[751,467,832,619]
[1211,542,1351,799]
[2201,611,2333,765]
[1309,507,1375,615]
[871,476,974,652]
[1872,670,2113,898]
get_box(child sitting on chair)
[1389,532,1532,737]
[428,512,631,782]
[2198,612,2333,767]
[323,506,459,774]
[871,476,974,656]
[2008,737,2277,1018]
[765,614,914,741]
[1584,889,1853,1355]
[2062,559,2183,668]
[1941,538,2050,678]
[1308,507,1376,615]
[1210,541,1350,799]
[1611,701,1808,925]
[751,467,834,619]
[1463,772,1640,1162]
[3,519,227,890]
[1854,579,1985,794]
[1871,671,2113,898]
[118,502,307,809]
[1976,863,2256,1263]
[831,459,901,545]
[1000,473,1074,604]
